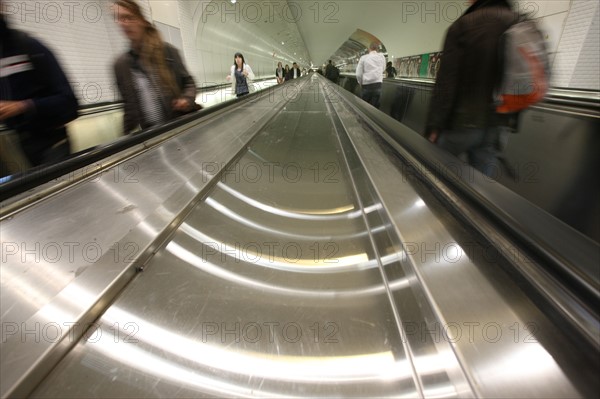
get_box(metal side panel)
[356,76,600,243]
[0,83,303,398]
[329,78,594,398]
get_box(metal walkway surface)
[1,75,597,398]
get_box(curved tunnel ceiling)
[327,29,387,71]
[191,0,456,75]
[292,0,456,67]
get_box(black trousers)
[361,82,382,109]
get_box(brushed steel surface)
[330,83,589,398]
[28,76,418,398]
[0,84,298,398]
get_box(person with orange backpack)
[425,0,549,178]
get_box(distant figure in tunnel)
[113,0,198,134]
[356,42,386,108]
[425,0,518,177]
[226,52,255,98]
[276,62,285,85]
[325,60,340,83]
[0,10,78,174]
[286,62,302,80]
[385,61,397,79]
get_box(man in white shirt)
[356,42,386,108]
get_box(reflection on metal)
[1,77,597,398]
[215,182,357,218]
[175,224,369,271]
[0,84,295,398]
[341,75,600,243]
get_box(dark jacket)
[325,63,336,80]
[285,67,302,80]
[386,66,397,78]
[426,0,517,132]
[0,18,78,165]
[114,43,197,134]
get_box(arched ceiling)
[191,0,458,72]
[292,0,459,67]
[181,0,463,82]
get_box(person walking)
[356,42,386,108]
[227,52,255,97]
[276,61,285,84]
[425,0,518,177]
[0,11,78,172]
[113,0,198,134]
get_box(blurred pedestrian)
[286,62,301,80]
[385,61,397,78]
[276,61,285,84]
[113,0,199,134]
[0,10,78,173]
[425,0,518,177]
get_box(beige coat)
[229,64,255,94]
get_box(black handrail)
[0,76,288,201]
[0,89,265,202]
[341,73,600,111]
[75,76,279,115]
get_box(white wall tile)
[552,0,599,89]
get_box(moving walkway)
[1,75,598,398]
